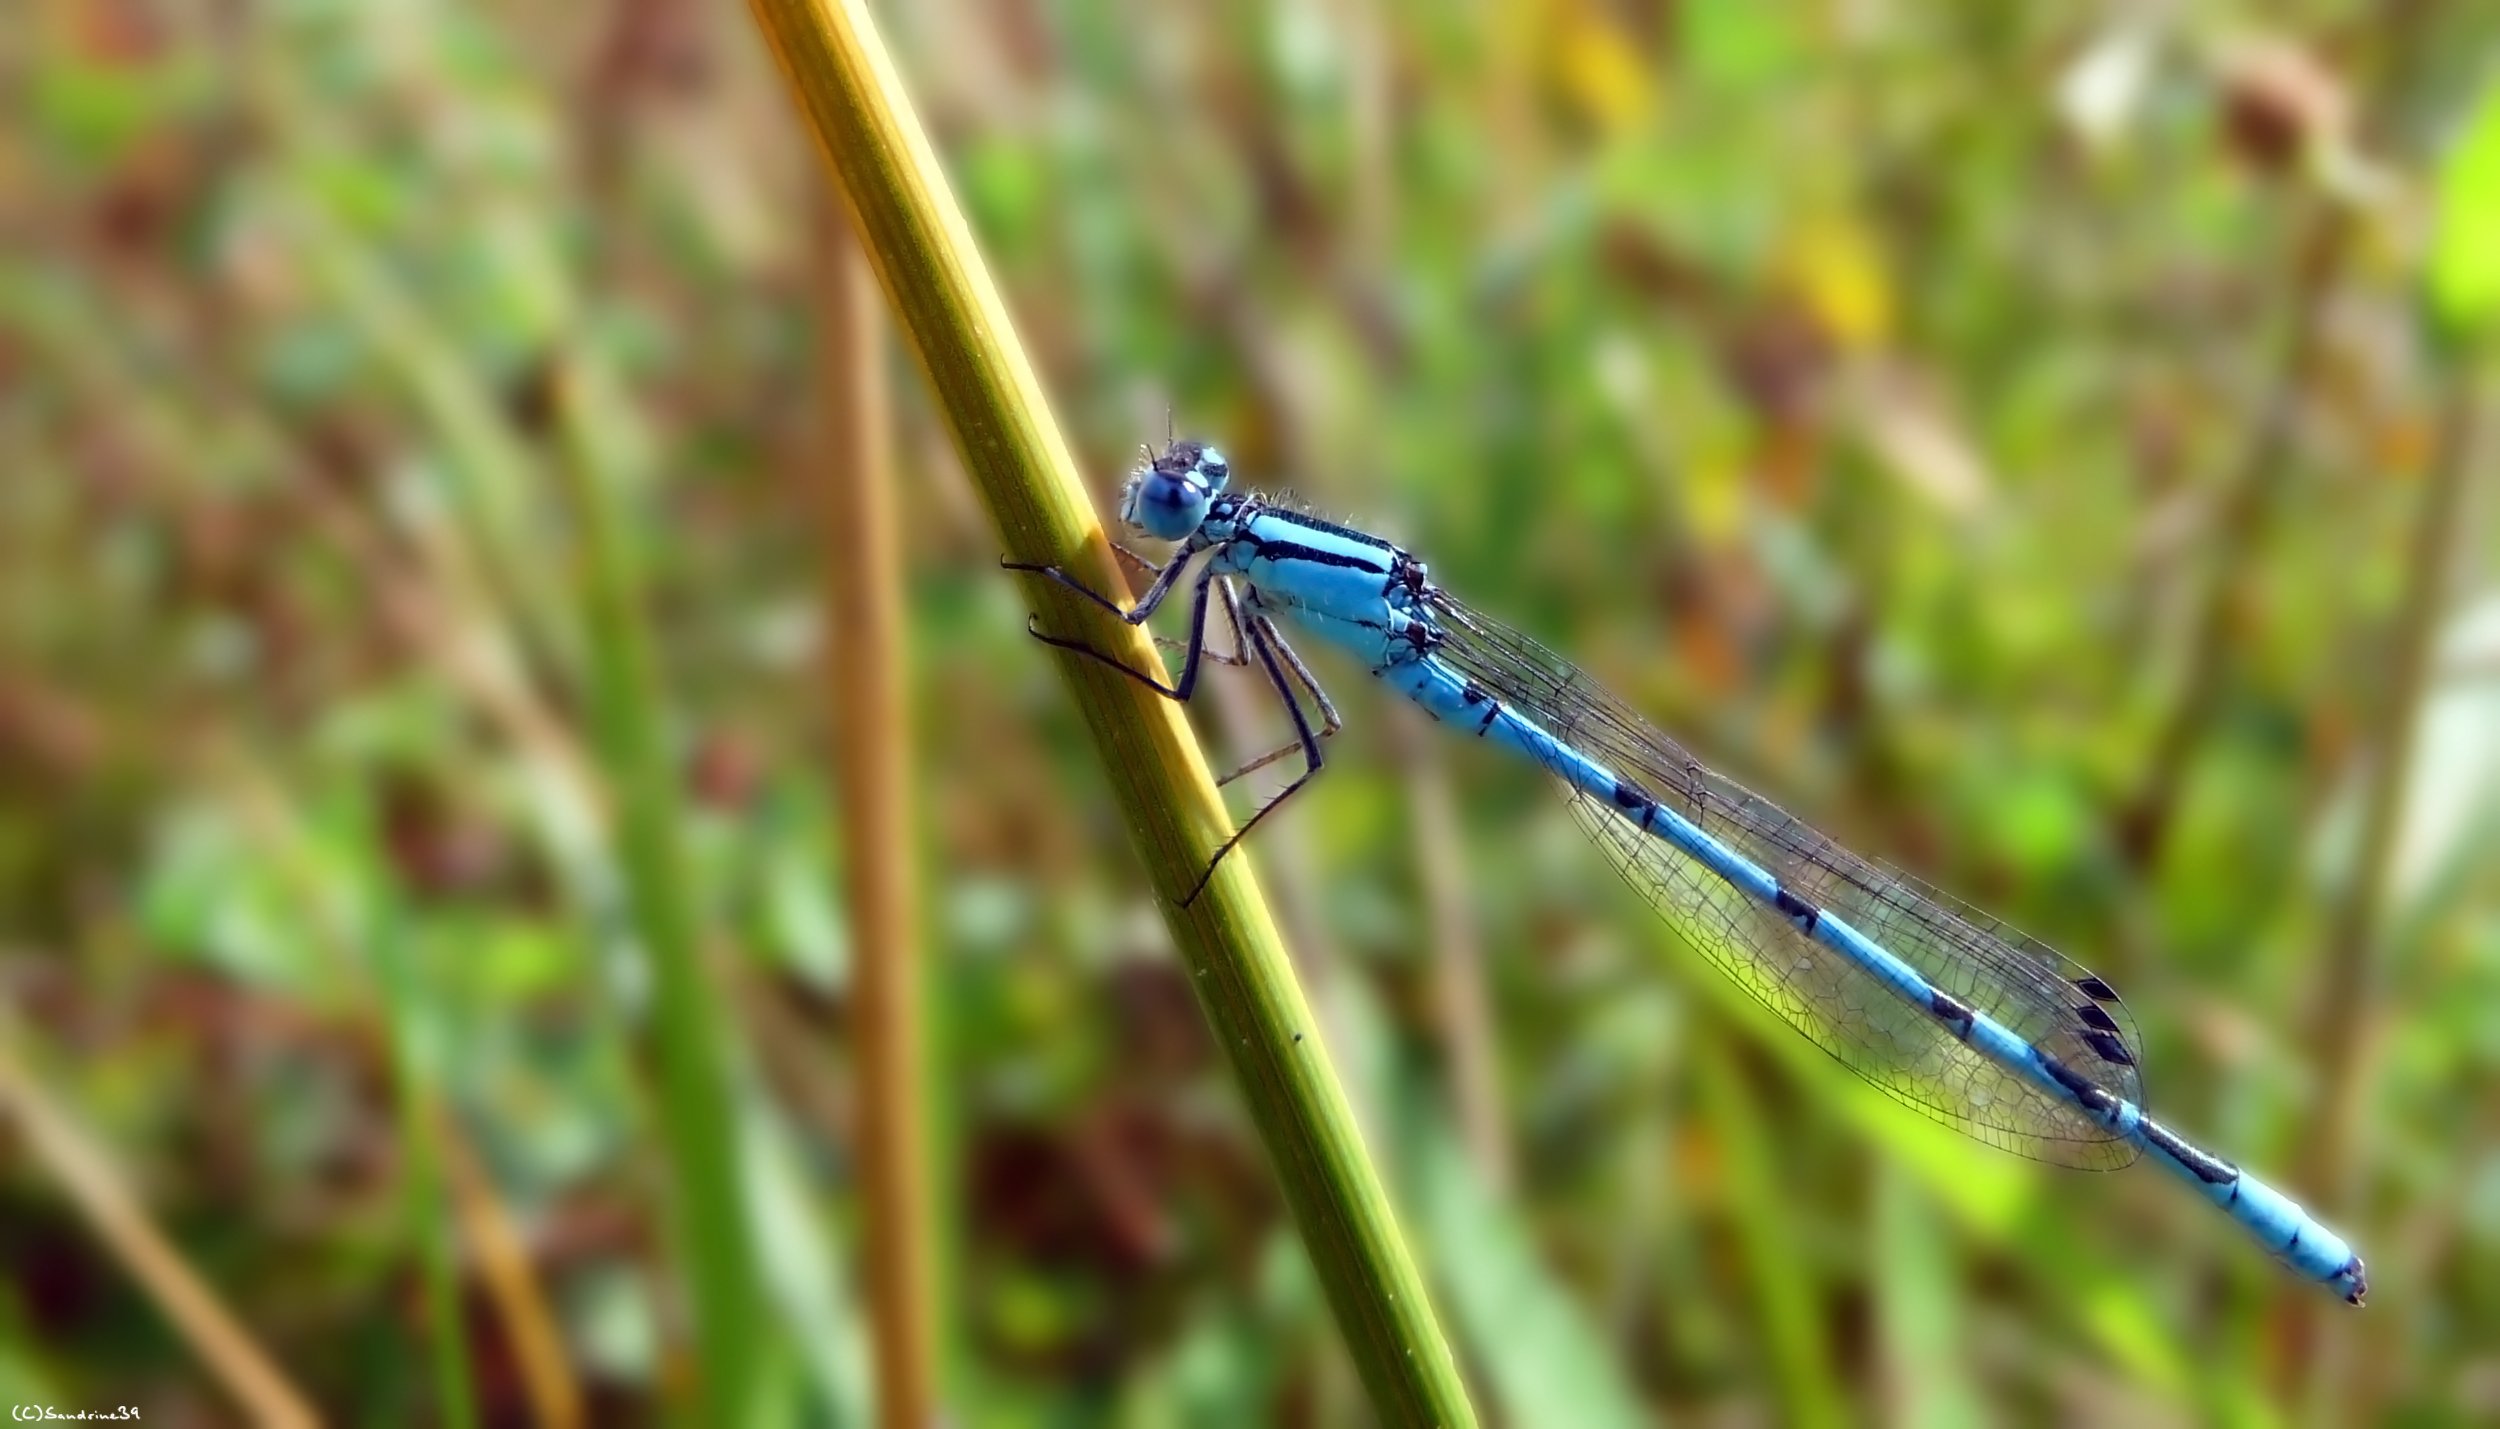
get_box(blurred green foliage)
[2,1,2497,1424]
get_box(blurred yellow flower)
[1550,3,1653,136]
[1781,215,1893,352]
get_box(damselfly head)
[1118,439,1230,541]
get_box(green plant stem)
[552,368,761,1424]
[743,2,1477,1422]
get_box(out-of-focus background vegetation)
[5,0,2499,1423]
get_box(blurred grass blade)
[2386,595,2500,927]
[0,1019,322,1429]
[1873,1163,1981,1429]
[2429,74,2500,346]
[815,200,939,1426]
[1407,1097,1648,1429]
[552,364,764,1422]
[439,1113,586,1429]
[223,761,577,1427]
[741,1,1476,1422]
[1694,1024,1846,1429]
[2285,246,2488,1408]
[372,918,482,1429]
[1403,735,1514,1191]
[281,194,581,684]
[742,1103,874,1426]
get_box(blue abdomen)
[1386,654,1617,798]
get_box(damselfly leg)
[1213,599,1341,788]
[1005,555,1340,906]
[1004,554,1218,701]
[1108,544,1251,666]
[1183,608,1333,905]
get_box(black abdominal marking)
[1929,990,1975,1039]
[2037,1054,2120,1118]
[2140,1119,2238,1185]
[1248,539,1388,572]
[1773,886,1820,933]
[1607,780,1662,832]
[1268,508,1399,553]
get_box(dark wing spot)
[2075,1002,2123,1034]
[2082,1030,2136,1067]
[2072,974,2121,1002]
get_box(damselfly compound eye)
[1120,467,1210,541]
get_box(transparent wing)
[1426,592,2145,1169]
